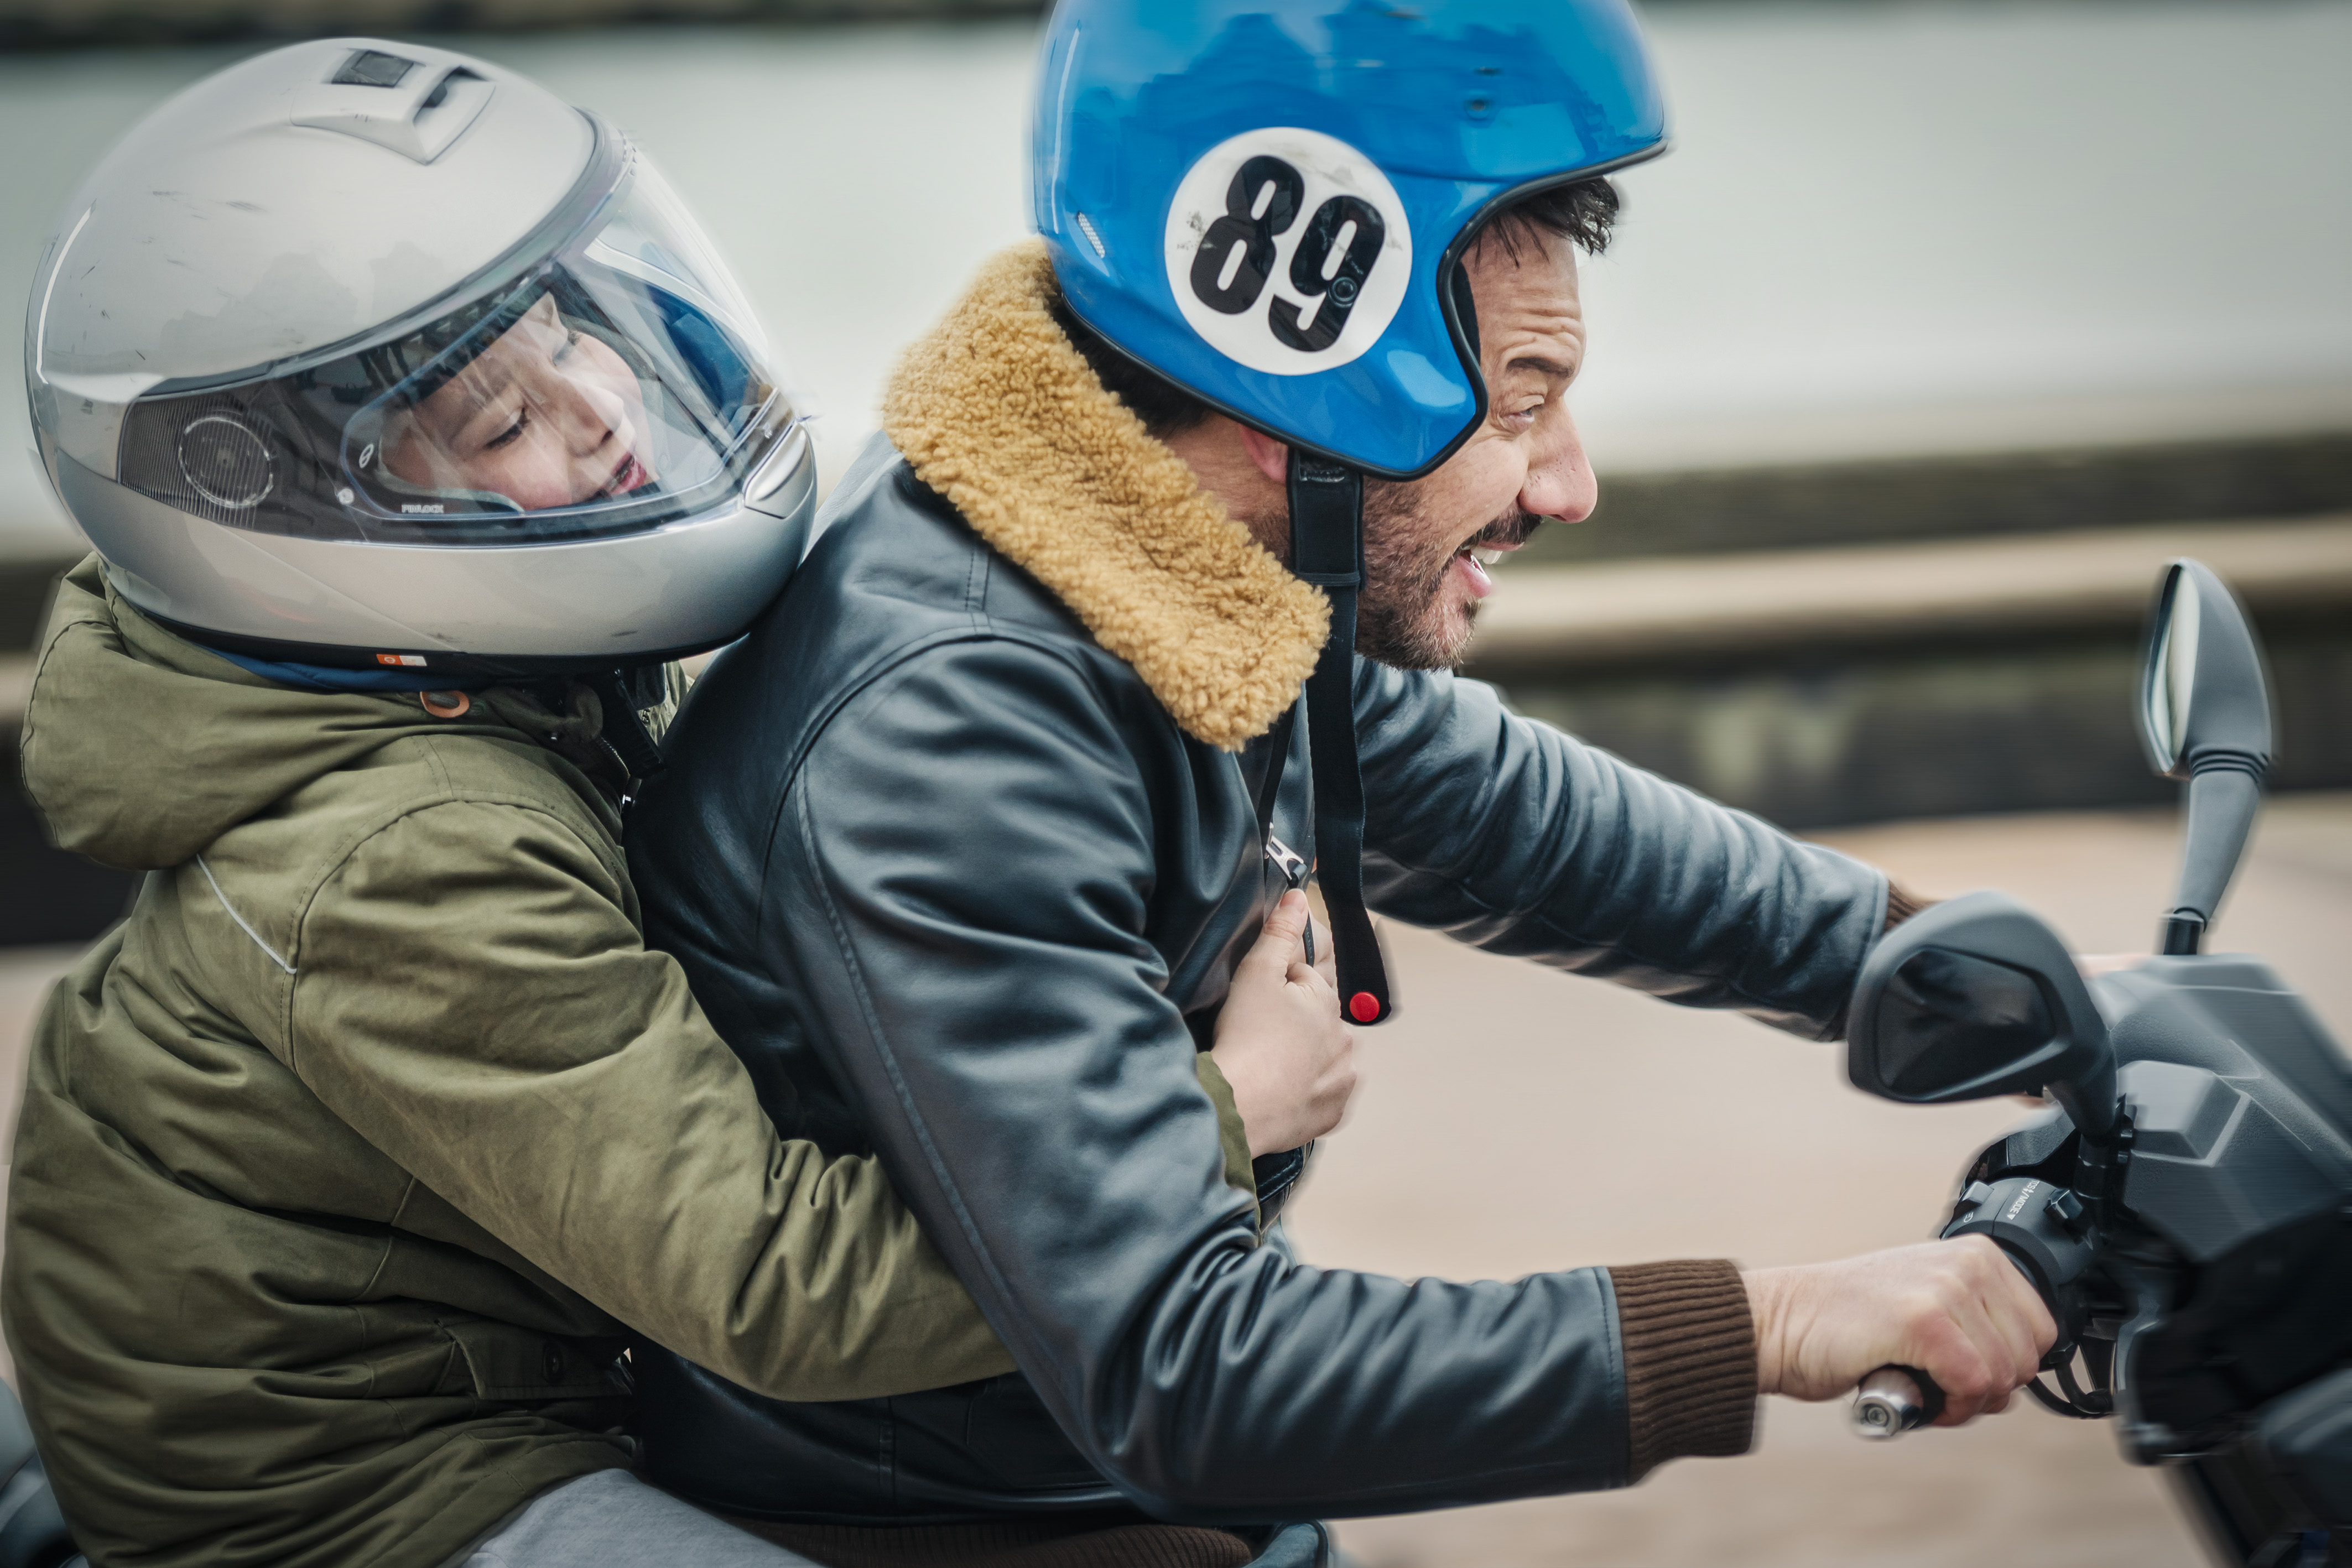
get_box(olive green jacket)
[1,560,1039,1567]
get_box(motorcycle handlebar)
[1851,1365,1946,1439]
[1852,1175,2094,1440]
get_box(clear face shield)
[117,142,796,547]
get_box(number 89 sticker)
[1164,127,1413,377]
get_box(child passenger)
[6,40,1348,1567]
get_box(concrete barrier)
[1476,516,2352,667]
[7,427,2351,942]
[1469,433,2352,829]
[1534,431,2352,565]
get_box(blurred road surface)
[1,792,2347,1565]
[1292,792,2352,1568]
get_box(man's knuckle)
[1897,1294,1943,1335]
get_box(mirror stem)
[2049,1077,2117,1142]
[2070,1097,2136,1227]
[2161,763,2263,955]
[2158,913,2204,957]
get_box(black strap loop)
[1251,705,1298,836]
[1287,451,1392,1025]
[585,670,666,785]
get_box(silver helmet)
[25,38,814,675]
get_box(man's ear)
[1236,426,1290,486]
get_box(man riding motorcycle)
[6,39,1349,1565]
[626,1,2057,1562]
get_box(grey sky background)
[4,0,2348,555]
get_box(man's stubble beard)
[1352,481,1543,671]
[1241,482,1544,672]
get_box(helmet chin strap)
[584,667,669,785]
[1286,449,1394,1025]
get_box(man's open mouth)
[1451,510,1544,571]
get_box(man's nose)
[1520,410,1597,525]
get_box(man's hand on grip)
[1743,1237,2056,1426]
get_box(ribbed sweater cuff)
[1884,882,1934,931]
[1610,1259,1758,1481]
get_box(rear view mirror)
[2134,561,2272,954]
[2140,570,2197,777]
[1849,891,2116,1137]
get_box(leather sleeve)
[768,637,1638,1518]
[1352,663,1890,1041]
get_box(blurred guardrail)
[9,428,2350,945]
[1469,429,2352,831]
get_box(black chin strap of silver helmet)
[1286,450,1393,1025]
[585,666,668,784]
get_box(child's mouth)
[598,451,651,499]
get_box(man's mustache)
[1469,510,1546,552]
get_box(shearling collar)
[883,242,1328,751]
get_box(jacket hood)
[20,558,601,871]
[883,242,1327,751]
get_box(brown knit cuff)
[1610,1259,1758,1481]
[1884,882,1935,932]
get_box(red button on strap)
[1347,992,1381,1023]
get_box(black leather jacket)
[626,427,1890,1527]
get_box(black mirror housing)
[1849,890,2117,1137]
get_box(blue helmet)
[1033,0,1666,478]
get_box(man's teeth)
[1474,548,1502,565]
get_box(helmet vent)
[330,50,418,89]
[176,415,275,511]
[293,56,495,164]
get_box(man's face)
[384,294,656,511]
[1354,226,1596,669]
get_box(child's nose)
[547,373,625,454]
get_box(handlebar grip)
[1851,1364,1947,1440]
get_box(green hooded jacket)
[0,559,1079,1566]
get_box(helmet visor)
[118,150,793,546]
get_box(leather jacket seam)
[744,625,1057,954]
[784,777,1043,1368]
[964,546,991,634]
[754,630,1148,959]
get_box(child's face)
[384,294,656,510]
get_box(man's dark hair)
[1050,175,1620,441]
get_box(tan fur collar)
[883,242,1327,751]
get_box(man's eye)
[485,408,530,451]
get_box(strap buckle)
[1264,834,1308,885]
